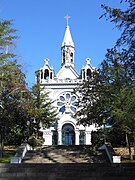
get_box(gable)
[57,66,79,80]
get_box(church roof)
[56,65,79,80]
[62,25,74,48]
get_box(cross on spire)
[64,15,71,26]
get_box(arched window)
[41,70,43,79]
[62,124,74,132]
[62,124,75,145]
[63,51,65,64]
[44,69,49,80]
[70,52,73,63]
[50,72,52,79]
[87,69,91,80]
[83,70,85,80]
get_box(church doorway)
[62,124,75,145]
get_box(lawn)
[0,146,18,163]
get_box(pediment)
[56,66,79,80]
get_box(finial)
[86,58,91,65]
[64,15,71,26]
[44,58,49,65]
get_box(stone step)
[23,145,106,164]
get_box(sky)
[0,0,128,88]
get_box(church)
[36,16,97,145]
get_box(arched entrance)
[62,123,75,145]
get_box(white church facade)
[36,17,97,145]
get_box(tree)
[0,19,58,154]
[30,73,58,146]
[0,19,17,157]
[100,0,135,159]
[0,20,32,157]
[75,70,104,126]
[100,0,135,80]
[100,50,135,159]
[75,0,135,159]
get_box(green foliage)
[28,133,44,147]
[100,0,135,138]
[107,126,127,147]
[0,19,35,156]
[0,19,58,156]
[91,130,104,147]
[75,0,135,150]
[100,0,135,80]
[75,71,105,126]
[0,20,17,62]
[31,76,58,129]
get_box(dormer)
[81,58,96,81]
[38,58,55,82]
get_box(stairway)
[22,145,106,163]
[0,146,135,179]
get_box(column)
[58,130,62,145]
[85,131,92,145]
[75,130,79,145]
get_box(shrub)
[28,134,44,147]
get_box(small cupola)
[81,58,96,80]
[37,58,55,83]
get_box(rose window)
[57,92,78,113]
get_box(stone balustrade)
[99,143,121,163]
[40,79,83,84]
[10,143,33,164]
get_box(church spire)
[62,15,74,48]
[61,15,75,67]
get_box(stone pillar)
[43,130,52,145]
[58,130,62,145]
[85,131,92,145]
[50,131,53,145]
[82,69,84,80]
[75,130,79,145]
[85,70,87,80]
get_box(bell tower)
[61,15,75,67]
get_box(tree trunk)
[0,134,2,158]
[0,130,4,158]
[133,134,135,160]
[0,128,5,158]
[126,133,132,160]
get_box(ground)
[114,147,134,157]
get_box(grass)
[122,159,135,163]
[0,145,18,163]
